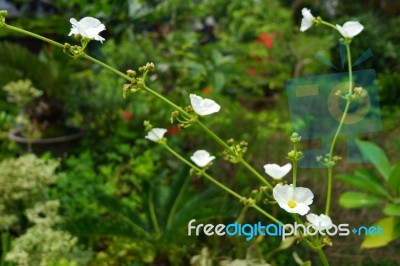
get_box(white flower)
[69,17,106,43]
[263,163,292,179]
[335,21,364,39]
[189,94,221,116]
[190,150,215,167]
[300,8,315,32]
[306,213,333,230]
[273,184,313,216]
[145,128,167,142]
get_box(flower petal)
[190,150,215,167]
[301,8,314,20]
[336,21,364,38]
[264,163,292,179]
[189,94,221,116]
[300,18,313,32]
[294,186,314,205]
[145,128,167,142]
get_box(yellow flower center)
[288,200,297,209]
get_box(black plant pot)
[8,126,84,157]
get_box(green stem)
[196,120,230,149]
[4,24,64,48]
[163,143,243,201]
[162,143,282,224]
[316,248,330,266]
[325,41,353,216]
[196,121,272,189]
[83,53,131,81]
[241,160,272,189]
[319,20,338,32]
[142,84,185,113]
[148,188,161,236]
[293,143,298,188]
[251,204,281,224]
[325,167,333,215]
[165,172,190,229]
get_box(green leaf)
[383,204,400,216]
[361,217,400,248]
[356,140,391,180]
[339,191,382,209]
[336,169,389,198]
[388,164,400,193]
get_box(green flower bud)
[0,10,7,28]
[290,132,301,143]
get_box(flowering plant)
[0,8,371,265]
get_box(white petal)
[273,184,292,203]
[69,17,106,42]
[145,128,167,142]
[306,213,333,228]
[336,21,364,38]
[300,18,313,32]
[264,163,292,179]
[190,150,215,167]
[292,203,310,216]
[294,186,314,205]
[301,8,314,20]
[189,94,221,116]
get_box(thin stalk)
[165,173,190,229]
[163,143,243,201]
[241,160,272,189]
[319,20,338,32]
[196,121,272,188]
[4,24,64,48]
[148,188,161,236]
[251,204,281,224]
[325,41,353,216]
[317,248,330,266]
[293,143,298,188]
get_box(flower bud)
[127,69,136,77]
[287,150,296,159]
[145,62,156,71]
[354,86,363,95]
[0,10,7,27]
[290,132,301,143]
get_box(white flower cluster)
[300,8,364,39]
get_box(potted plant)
[0,42,84,156]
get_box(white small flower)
[263,163,292,179]
[190,150,215,167]
[335,21,364,39]
[306,213,333,230]
[69,17,106,43]
[273,184,314,216]
[145,128,167,142]
[189,94,221,116]
[300,8,315,32]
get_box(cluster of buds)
[316,154,342,167]
[223,139,248,164]
[336,86,366,102]
[240,197,255,206]
[63,43,85,59]
[288,133,303,161]
[139,62,155,72]
[170,107,197,129]
[122,64,153,98]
